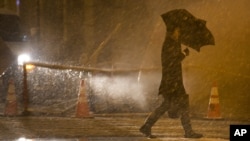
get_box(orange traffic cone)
[75,79,92,118]
[205,82,222,119]
[4,78,18,116]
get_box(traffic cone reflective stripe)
[206,82,222,119]
[4,78,18,116]
[75,79,92,118]
[209,87,219,104]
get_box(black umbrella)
[161,9,215,52]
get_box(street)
[1,114,248,141]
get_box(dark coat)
[158,35,186,97]
[158,35,188,118]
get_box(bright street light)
[17,54,35,71]
[17,54,30,65]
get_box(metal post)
[22,63,29,115]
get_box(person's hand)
[183,48,189,56]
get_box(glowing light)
[18,54,31,65]
[16,0,20,6]
[17,137,26,141]
[16,137,33,141]
[26,64,35,71]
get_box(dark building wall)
[17,0,94,63]
[19,0,38,34]
[38,0,64,61]
[0,0,17,11]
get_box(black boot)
[184,130,203,138]
[181,109,203,138]
[181,116,203,138]
[140,99,169,139]
[139,124,157,138]
[140,111,162,139]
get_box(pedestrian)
[139,26,203,138]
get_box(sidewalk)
[1,114,248,141]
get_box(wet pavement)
[1,114,249,141]
[12,137,229,141]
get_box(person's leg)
[180,95,203,138]
[140,98,169,138]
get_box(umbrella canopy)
[161,9,215,51]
